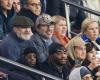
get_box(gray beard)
[16,32,33,40]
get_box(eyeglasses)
[13,2,20,5]
[38,24,54,28]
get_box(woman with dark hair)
[83,43,100,80]
[83,43,96,66]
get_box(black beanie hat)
[49,43,67,55]
[80,67,91,78]
[23,47,38,55]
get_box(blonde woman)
[67,36,86,68]
[80,18,100,50]
[52,15,69,47]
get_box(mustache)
[59,58,68,61]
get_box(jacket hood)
[67,36,85,60]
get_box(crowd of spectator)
[0,0,100,80]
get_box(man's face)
[37,24,54,39]
[0,0,13,10]
[84,22,99,41]
[26,0,41,15]
[25,53,37,66]
[13,0,21,13]
[74,46,86,60]
[13,27,33,40]
[53,49,68,66]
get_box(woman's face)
[87,48,96,62]
[74,46,86,60]
[55,20,67,37]
[85,22,99,41]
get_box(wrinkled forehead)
[13,0,20,2]
[87,21,98,27]
[83,21,99,32]
[0,0,13,2]
[27,0,40,4]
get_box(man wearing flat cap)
[0,16,36,62]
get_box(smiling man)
[31,13,55,63]
[39,43,70,80]
[0,15,34,61]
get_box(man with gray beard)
[0,15,36,62]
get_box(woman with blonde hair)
[52,15,69,47]
[73,18,100,50]
[66,36,86,68]
[80,18,100,50]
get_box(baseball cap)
[35,13,54,27]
